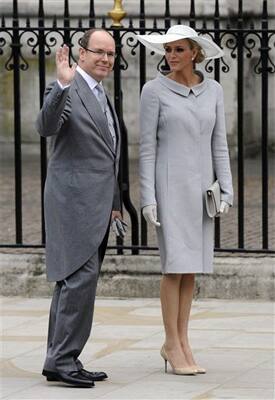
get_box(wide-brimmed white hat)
[136,25,224,60]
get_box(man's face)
[79,31,116,81]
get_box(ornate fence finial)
[108,0,126,27]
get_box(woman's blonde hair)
[186,39,205,63]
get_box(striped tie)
[95,84,117,151]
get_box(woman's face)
[164,39,197,72]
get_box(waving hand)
[56,44,77,86]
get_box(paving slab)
[0,296,274,400]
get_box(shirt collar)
[157,71,207,97]
[76,65,101,92]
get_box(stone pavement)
[0,296,274,400]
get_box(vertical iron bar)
[164,0,171,29]
[261,0,269,249]
[118,26,139,255]
[38,0,47,245]
[237,0,244,248]
[140,0,147,247]
[189,0,196,29]
[89,0,95,28]
[112,26,139,254]
[214,0,221,248]
[64,0,70,46]
[118,119,139,255]
[12,0,22,243]
[114,29,123,255]
[113,29,124,255]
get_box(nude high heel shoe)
[193,366,206,374]
[181,346,207,374]
[160,346,197,375]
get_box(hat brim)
[136,33,224,60]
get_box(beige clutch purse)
[205,180,221,218]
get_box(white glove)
[220,200,230,214]
[142,204,161,227]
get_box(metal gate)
[0,0,274,254]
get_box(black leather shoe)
[81,368,108,381]
[42,369,94,388]
[42,369,58,382]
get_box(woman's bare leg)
[160,274,190,368]
[177,274,197,367]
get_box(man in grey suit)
[36,29,122,388]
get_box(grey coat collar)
[74,71,117,156]
[157,71,207,97]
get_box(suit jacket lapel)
[106,95,121,157]
[106,96,121,177]
[74,72,115,155]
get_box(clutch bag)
[205,180,221,218]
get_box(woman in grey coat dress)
[137,25,233,375]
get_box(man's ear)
[79,47,85,62]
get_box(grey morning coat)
[36,72,121,282]
[139,72,233,274]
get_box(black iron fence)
[0,0,274,254]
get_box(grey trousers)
[43,249,100,373]
[43,221,110,373]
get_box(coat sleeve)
[36,81,71,137]
[139,83,160,208]
[212,84,234,206]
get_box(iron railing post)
[12,0,22,244]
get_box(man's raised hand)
[56,44,77,86]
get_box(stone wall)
[0,252,274,300]
[1,1,275,17]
